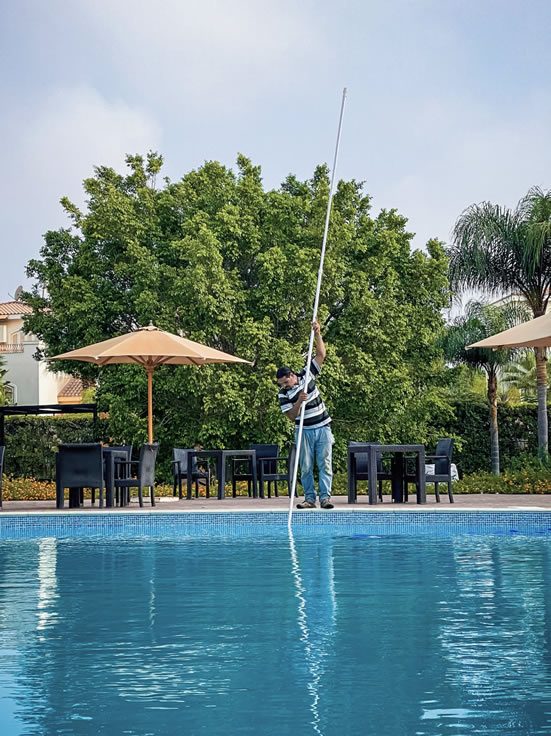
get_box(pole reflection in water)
[36,538,58,636]
[289,529,337,736]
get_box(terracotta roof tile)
[58,378,84,399]
[0,301,33,316]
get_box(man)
[276,321,334,509]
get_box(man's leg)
[296,429,316,503]
[316,426,334,502]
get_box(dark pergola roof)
[0,403,98,445]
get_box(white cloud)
[74,0,322,109]
[372,89,551,250]
[0,87,161,296]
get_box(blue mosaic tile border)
[1,511,551,539]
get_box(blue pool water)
[1,527,551,735]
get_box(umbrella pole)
[287,87,347,530]
[146,366,154,444]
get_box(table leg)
[347,450,355,504]
[251,456,258,498]
[217,455,225,499]
[417,449,426,504]
[368,447,378,504]
[391,453,405,502]
[186,456,193,500]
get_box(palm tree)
[443,300,526,474]
[500,351,538,404]
[449,186,551,455]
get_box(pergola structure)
[0,403,98,445]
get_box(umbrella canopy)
[468,312,551,350]
[51,325,252,442]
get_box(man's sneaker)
[320,499,334,509]
[297,500,316,509]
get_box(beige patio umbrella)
[468,311,551,350]
[51,324,252,443]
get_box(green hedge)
[3,415,109,480]
[1,400,547,482]
[441,401,542,475]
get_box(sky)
[1,0,550,304]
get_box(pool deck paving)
[3,493,551,513]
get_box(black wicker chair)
[231,444,278,498]
[115,443,159,507]
[258,444,297,499]
[172,448,210,499]
[56,443,105,509]
[348,442,390,501]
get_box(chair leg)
[448,479,454,503]
[56,482,64,509]
[150,485,156,507]
[206,475,210,498]
[378,480,383,501]
[178,475,183,500]
[435,482,440,502]
[173,477,177,497]
[194,480,199,498]
[138,484,143,508]
[274,480,279,497]
[99,485,104,509]
[91,488,95,505]
[232,476,237,497]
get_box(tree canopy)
[24,152,450,472]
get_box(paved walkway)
[3,493,551,513]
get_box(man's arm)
[284,391,308,422]
[313,320,326,366]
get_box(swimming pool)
[0,512,550,735]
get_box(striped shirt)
[278,359,331,429]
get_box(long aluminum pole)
[287,88,347,530]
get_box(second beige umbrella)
[51,325,252,442]
[468,311,551,350]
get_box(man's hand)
[312,320,326,365]
[286,391,308,421]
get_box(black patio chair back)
[0,445,4,508]
[56,443,104,509]
[434,438,454,475]
[258,444,296,498]
[426,438,455,503]
[172,448,210,499]
[231,444,279,498]
[115,443,159,508]
[348,441,386,501]
[110,445,133,462]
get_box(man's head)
[276,366,298,390]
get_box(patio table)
[347,443,426,505]
[187,449,258,500]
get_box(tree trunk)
[487,371,500,475]
[535,347,549,458]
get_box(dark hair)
[276,366,293,379]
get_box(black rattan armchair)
[231,444,278,498]
[115,443,159,507]
[258,444,297,499]
[172,448,210,499]
[56,443,105,509]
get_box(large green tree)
[449,187,551,455]
[442,300,527,474]
[24,152,450,473]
